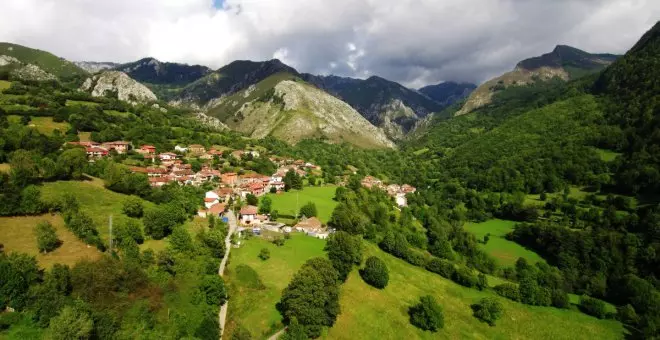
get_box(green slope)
[326,242,623,340]
[0,42,87,78]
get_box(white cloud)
[0,0,658,86]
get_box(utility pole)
[108,215,113,252]
[295,191,299,220]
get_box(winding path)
[219,210,238,339]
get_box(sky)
[0,0,658,88]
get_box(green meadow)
[464,219,545,266]
[264,185,338,223]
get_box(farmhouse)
[207,203,227,218]
[239,205,258,224]
[189,144,206,154]
[86,146,108,159]
[159,152,178,161]
[294,216,323,232]
[221,172,238,186]
[102,141,131,154]
[137,145,156,155]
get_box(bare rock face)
[10,64,57,82]
[456,66,569,116]
[81,71,157,103]
[0,55,20,66]
[221,79,395,149]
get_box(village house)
[239,205,258,224]
[146,167,168,177]
[215,187,234,202]
[188,144,206,155]
[102,141,131,154]
[174,145,188,153]
[86,146,108,159]
[294,216,323,233]
[159,152,178,161]
[67,141,100,148]
[149,176,171,187]
[221,172,238,186]
[207,203,227,218]
[136,145,156,155]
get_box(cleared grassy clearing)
[464,219,545,266]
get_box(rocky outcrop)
[456,66,568,116]
[214,78,395,149]
[74,61,119,73]
[81,71,157,103]
[0,55,20,66]
[10,64,57,81]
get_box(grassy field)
[40,179,155,242]
[525,186,594,207]
[78,132,92,142]
[595,148,621,162]
[66,99,99,107]
[224,234,327,339]
[324,242,623,340]
[0,214,101,268]
[0,80,10,91]
[464,219,545,267]
[29,117,70,135]
[264,186,338,224]
[0,163,9,173]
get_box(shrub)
[408,295,444,332]
[476,273,488,291]
[551,289,570,308]
[122,196,144,218]
[452,266,477,288]
[471,297,504,326]
[579,295,607,319]
[536,287,552,306]
[494,283,520,301]
[425,258,456,279]
[360,256,389,289]
[272,237,285,247]
[259,248,270,261]
[404,250,427,267]
[34,221,60,253]
[200,275,227,306]
[299,202,317,218]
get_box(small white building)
[240,205,258,224]
[174,145,188,153]
[395,193,407,207]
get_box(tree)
[519,276,539,305]
[280,317,307,340]
[494,283,520,301]
[277,258,340,338]
[200,275,227,306]
[9,149,39,186]
[0,252,40,310]
[299,202,317,218]
[56,148,87,180]
[170,226,194,253]
[143,205,180,239]
[259,248,270,261]
[198,228,226,258]
[476,273,488,291]
[47,305,93,340]
[325,231,362,282]
[359,256,389,289]
[579,295,607,319]
[34,220,60,253]
[408,295,444,332]
[271,210,279,220]
[122,196,144,218]
[471,297,503,326]
[246,194,258,206]
[259,196,272,214]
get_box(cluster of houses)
[67,141,131,158]
[234,205,330,240]
[361,176,417,207]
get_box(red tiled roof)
[204,197,217,203]
[209,203,226,215]
[240,205,258,215]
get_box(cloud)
[0,0,658,87]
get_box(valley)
[0,15,659,340]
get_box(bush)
[579,295,607,319]
[272,237,285,247]
[34,221,60,253]
[425,258,456,279]
[471,297,504,326]
[200,275,227,306]
[259,248,270,261]
[408,295,444,332]
[476,273,488,291]
[122,196,144,218]
[452,266,477,288]
[299,202,317,218]
[551,289,570,308]
[404,250,427,267]
[536,287,552,306]
[360,256,389,289]
[494,283,520,301]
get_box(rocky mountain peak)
[81,71,157,103]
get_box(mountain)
[302,74,445,139]
[74,61,120,73]
[205,73,395,148]
[0,42,87,79]
[418,81,477,106]
[81,71,157,103]
[114,57,211,85]
[174,59,299,107]
[457,45,619,115]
